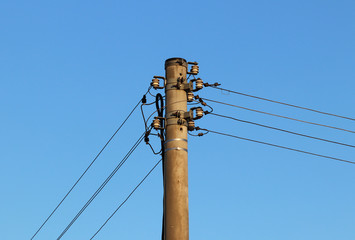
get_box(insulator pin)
[187,92,194,102]
[188,120,195,131]
[190,65,199,75]
[153,118,161,130]
[196,78,203,90]
[196,107,204,118]
[151,78,160,89]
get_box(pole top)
[165,57,188,69]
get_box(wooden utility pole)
[164,58,189,240]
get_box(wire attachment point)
[142,95,147,104]
[151,76,166,90]
[188,126,210,137]
[204,82,221,87]
[144,129,151,144]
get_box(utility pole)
[152,58,202,240]
[164,58,189,240]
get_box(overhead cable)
[56,131,147,240]
[198,128,355,165]
[155,93,166,240]
[208,112,355,148]
[209,86,355,121]
[90,159,162,240]
[31,89,150,240]
[203,98,355,134]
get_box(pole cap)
[165,57,188,69]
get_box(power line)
[198,128,355,165]
[31,91,148,240]
[209,86,355,121]
[208,112,355,148]
[56,131,146,240]
[139,93,167,240]
[154,93,166,240]
[203,98,355,134]
[90,159,162,240]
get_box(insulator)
[196,78,203,90]
[153,118,161,130]
[196,107,204,118]
[188,120,195,131]
[190,65,199,75]
[151,78,160,89]
[187,92,194,102]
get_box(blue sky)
[1,0,355,239]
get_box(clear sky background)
[1,1,355,239]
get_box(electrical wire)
[209,86,355,122]
[56,131,147,240]
[154,93,166,240]
[208,112,355,148]
[186,74,192,81]
[203,98,355,134]
[30,89,150,240]
[140,94,165,155]
[140,93,165,132]
[138,91,167,240]
[90,159,162,240]
[199,128,355,165]
[148,86,157,98]
[147,142,162,155]
[141,104,149,131]
[188,128,210,137]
